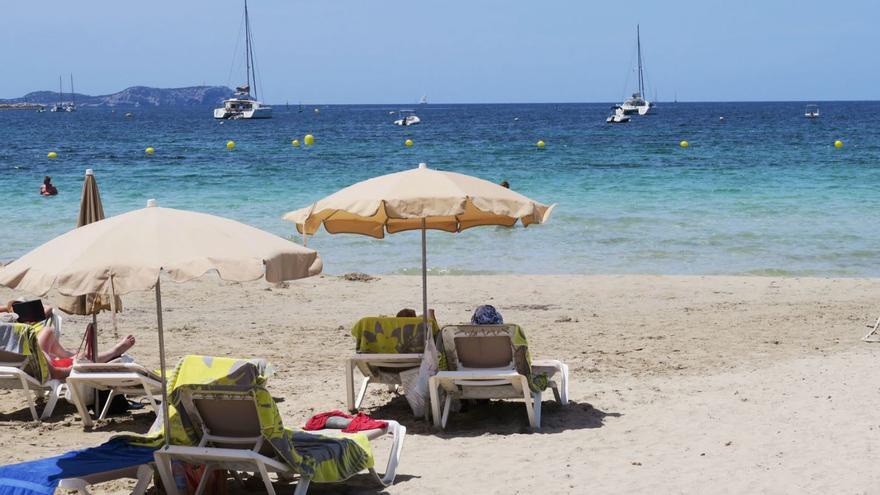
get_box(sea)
[1,102,878,277]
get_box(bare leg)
[93,335,136,363]
[37,327,74,359]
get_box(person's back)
[41,176,57,196]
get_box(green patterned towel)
[351,316,440,354]
[0,322,49,384]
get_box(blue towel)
[0,438,156,495]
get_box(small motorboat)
[393,110,421,126]
[804,104,819,119]
[606,105,631,124]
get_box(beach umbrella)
[283,162,554,414]
[57,169,121,353]
[0,199,323,446]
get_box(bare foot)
[108,335,136,357]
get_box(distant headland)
[0,85,234,109]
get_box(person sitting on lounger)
[38,323,136,379]
[471,304,503,325]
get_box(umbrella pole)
[421,219,428,340]
[91,313,99,415]
[155,278,172,449]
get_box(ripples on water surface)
[1,102,878,276]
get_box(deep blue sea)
[1,102,878,276]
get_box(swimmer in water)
[40,176,58,196]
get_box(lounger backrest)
[0,349,28,368]
[180,391,275,456]
[441,325,516,371]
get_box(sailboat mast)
[244,0,252,96]
[70,74,75,106]
[636,25,644,96]
[58,76,63,105]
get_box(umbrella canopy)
[0,199,322,444]
[58,169,121,316]
[284,163,555,238]
[283,163,554,417]
[1,200,322,296]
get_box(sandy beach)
[2,274,879,493]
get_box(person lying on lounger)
[38,323,136,379]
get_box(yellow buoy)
[405,139,414,147]
[680,140,689,148]
[47,151,58,159]
[536,140,545,149]
[834,140,844,149]
[291,139,300,147]
[145,147,155,154]
[304,134,315,146]
[226,140,235,150]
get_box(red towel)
[303,410,387,433]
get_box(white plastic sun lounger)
[429,324,569,430]
[153,390,406,495]
[66,361,163,428]
[57,464,153,495]
[0,349,65,421]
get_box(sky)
[2,0,877,104]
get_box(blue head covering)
[471,305,503,325]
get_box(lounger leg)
[293,476,311,495]
[131,464,153,495]
[138,375,161,415]
[372,421,407,486]
[354,376,371,411]
[560,363,570,405]
[16,373,38,421]
[345,359,355,412]
[153,451,180,495]
[193,463,213,495]
[551,382,562,404]
[256,460,277,495]
[521,377,537,429]
[40,382,61,420]
[67,380,95,428]
[429,377,442,427]
[533,391,543,429]
[99,389,117,420]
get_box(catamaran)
[804,104,819,119]
[620,25,654,116]
[214,0,272,120]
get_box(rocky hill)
[0,86,234,107]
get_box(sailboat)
[213,0,272,120]
[50,76,64,112]
[620,25,654,116]
[419,94,427,105]
[64,74,76,112]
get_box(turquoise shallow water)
[1,102,878,276]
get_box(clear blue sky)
[3,0,877,103]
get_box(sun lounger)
[346,316,439,411]
[0,349,65,421]
[153,389,407,495]
[0,438,155,495]
[66,360,164,428]
[429,324,569,430]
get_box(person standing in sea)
[40,176,57,196]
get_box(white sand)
[1,274,879,493]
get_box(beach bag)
[403,335,439,418]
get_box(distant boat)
[620,25,654,116]
[606,105,631,124]
[213,0,272,120]
[804,104,819,119]
[393,110,421,126]
[64,74,76,112]
[419,94,428,105]
[50,76,64,112]
[298,102,304,113]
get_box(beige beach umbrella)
[283,162,554,415]
[57,169,121,351]
[0,199,322,446]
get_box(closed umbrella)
[283,162,555,414]
[0,199,323,446]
